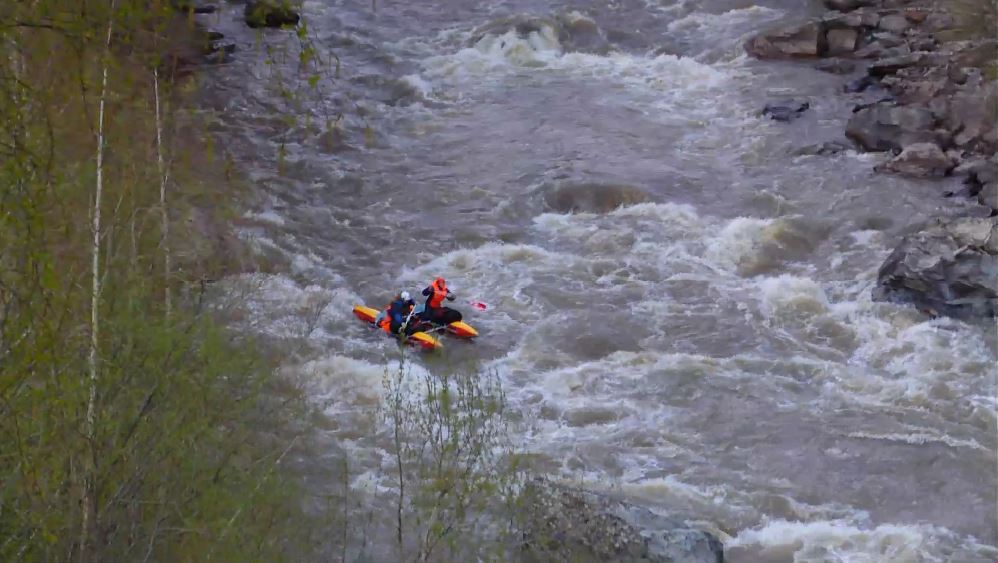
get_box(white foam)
[244,209,286,226]
[704,217,774,273]
[729,519,979,563]
[758,275,831,318]
[667,6,784,34]
[845,431,989,452]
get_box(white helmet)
[400,290,411,301]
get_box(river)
[196,0,997,560]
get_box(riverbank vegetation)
[0,1,322,559]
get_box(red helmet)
[433,277,446,290]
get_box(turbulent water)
[197,0,997,560]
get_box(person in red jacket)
[421,277,462,324]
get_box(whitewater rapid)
[198,0,997,560]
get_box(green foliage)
[0,1,324,560]
[382,356,523,562]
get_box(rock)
[244,0,300,28]
[824,10,880,30]
[868,52,934,76]
[904,9,929,24]
[745,22,822,59]
[844,75,877,93]
[763,100,811,122]
[887,76,949,105]
[979,183,998,213]
[205,30,225,42]
[826,28,859,56]
[854,32,909,59]
[950,39,998,70]
[875,142,955,177]
[172,0,216,13]
[846,102,941,152]
[519,479,725,563]
[908,36,937,52]
[543,182,651,213]
[873,217,998,317]
[204,40,236,63]
[795,141,850,156]
[960,159,998,212]
[824,0,875,11]
[816,59,857,74]
[878,13,912,33]
[939,83,998,152]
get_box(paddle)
[469,300,488,311]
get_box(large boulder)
[244,0,300,28]
[519,479,724,563]
[845,102,944,152]
[875,142,956,177]
[874,217,998,317]
[745,22,823,59]
[826,28,859,56]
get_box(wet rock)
[745,22,822,59]
[877,13,912,34]
[868,52,937,76]
[845,101,941,152]
[824,0,875,11]
[520,478,725,563]
[875,142,955,177]
[244,0,300,29]
[204,40,236,63]
[763,100,811,122]
[844,75,877,93]
[826,28,859,56]
[874,217,998,317]
[854,38,909,59]
[885,74,950,105]
[795,141,850,156]
[815,58,857,74]
[543,182,651,213]
[172,0,216,13]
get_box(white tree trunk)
[82,1,115,558]
[154,67,171,316]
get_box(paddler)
[420,277,462,324]
[378,290,415,336]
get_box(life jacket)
[427,278,447,309]
[381,298,412,333]
[378,307,392,333]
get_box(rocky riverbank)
[746,0,997,317]
[520,479,724,563]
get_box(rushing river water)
[197,0,997,560]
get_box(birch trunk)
[154,67,171,316]
[82,2,116,558]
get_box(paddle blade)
[470,300,488,311]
